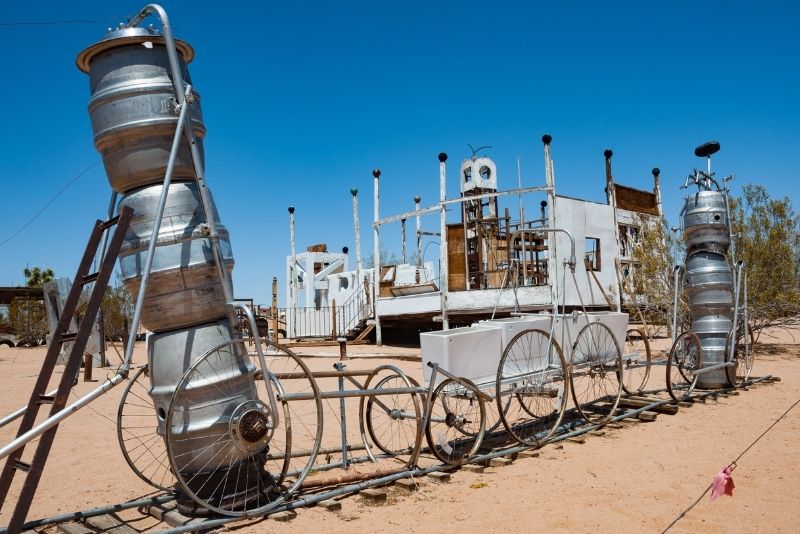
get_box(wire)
[0,160,101,248]
[661,395,800,533]
[0,19,109,27]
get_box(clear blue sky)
[0,0,797,306]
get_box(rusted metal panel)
[613,184,659,216]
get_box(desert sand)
[0,324,797,533]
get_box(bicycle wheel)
[117,365,175,491]
[425,378,485,465]
[666,332,703,401]
[725,322,755,387]
[496,328,568,446]
[621,328,652,395]
[361,366,422,468]
[569,322,623,424]
[166,338,322,516]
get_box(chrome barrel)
[77,27,205,193]
[118,182,233,333]
[79,25,263,508]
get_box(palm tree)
[23,266,55,287]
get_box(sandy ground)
[0,325,798,533]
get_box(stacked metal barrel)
[682,189,733,388]
[77,26,261,507]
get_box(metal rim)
[425,378,486,466]
[569,322,623,424]
[725,323,755,387]
[116,364,175,491]
[165,338,322,517]
[496,328,568,447]
[666,332,703,401]
[360,367,422,468]
[621,328,652,395]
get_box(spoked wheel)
[166,338,322,517]
[666,332,703,401]
[621,328,652,395]
[360,365,422,468]
[117,365,175,491]
[569,322,623,424]
[725,322,755,387]
[496,329,568,446]
[425,378,486,465]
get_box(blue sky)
[0,0,797,305]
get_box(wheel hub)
[239,409,269,442]
[230,400,273,452]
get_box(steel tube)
[280,386,428,402]
[373,169,382,345]
[0,374,124,461]
[438,154,449,330]
[0,494,174,534]
[0,388,58,429]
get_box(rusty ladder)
[0,206,133,534]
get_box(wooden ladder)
[0,206,133,534]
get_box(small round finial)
[652,167,661,177]
[288,206,295,214]
[414,195,421,203]
[540,200,548,208]
[372,169,381,178]
[604,149,613,159]
[350,187,358,196]
[438,152,448,162]
[342,246,349,254]
[542,134,552,145]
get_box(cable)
[0,19,108,27]
[661,395,800,533]
[0,160,101,248]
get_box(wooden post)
[83,352,92,382]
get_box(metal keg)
[682,193,734,388]
[682,191,729,254]
[118,181,234,332]
[76,27,205,193]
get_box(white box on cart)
[420,324,502,387]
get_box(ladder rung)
[61,332,78,342]
[12,460,30,473]
[99,215,120,231]
[38,395,55,405]
[81,272,100,285]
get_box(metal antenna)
[467,144,492,158]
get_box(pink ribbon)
[710,466,735,501]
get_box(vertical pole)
[271,276,278,341]
[605,149,622,311]
[372,169,382,345]
[331,298,337,339]
[351,189,362,278]
[334,361,349,469]
[438,153,449,330]
[652,168,663,218]
[542,135,558,307]
[289,207,297,339]
[414,196,422,267]
[462,201,470,290]
[401,218,407,265]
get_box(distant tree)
[729,185,800,333]
[101,280,133,341]
[23,266,54,287]
[620,215,683,338]
[8,298,47,346]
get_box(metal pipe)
[351,188,362,277]
[542,135,557,303]
[372,169,382,345]
[0,388,58,429]
[509,228,576,272]
[0,494,175,534]
[289,206,297,338]
[0,374,124,461]
[438,153,449,330]
[414,196,422,267]
[334,362,349,469]
[280,386,428,402]
[400,218,407,264]
[119,89,191,371]
[671,265,683,343]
